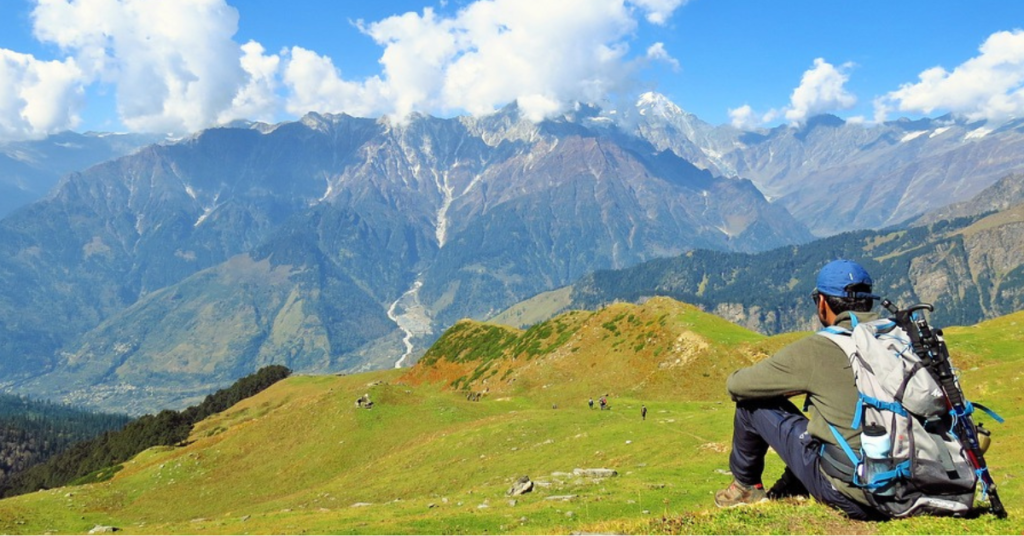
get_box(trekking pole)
[882,300,1008,519]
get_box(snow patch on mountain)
[900,130,928,143]
[434,170,454,247]
[636,92,684,118]
[966,127,992,140]
[319,172,334,203]
[194,193,221,227]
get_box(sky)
[2,0,1024,141]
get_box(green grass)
[68,465,124,486]
[0,302,1021,534]
[666,302,762,346]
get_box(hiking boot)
[714,480,767,508]
[767,467,808,500]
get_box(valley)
[0,298,1018,534]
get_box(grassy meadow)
[0,297,1020,534]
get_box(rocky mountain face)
[0,132,163,218]
[0,107,812,413]
[912,172,1024,225]
[630,93,1024,236]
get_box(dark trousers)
[728,398,880,520]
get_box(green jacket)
[726,311,878,506]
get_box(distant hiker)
[599,396,606,410]
[641,405,647,421]
[715,260,885,520]
[589,398,594,410]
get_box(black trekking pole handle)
[882,300,1008,519]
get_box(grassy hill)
[0,297,1019,534]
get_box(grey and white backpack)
[819,314,999,517]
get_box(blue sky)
[1,0,1023,140]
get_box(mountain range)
[630,92,1024,236]
[0,132,164,219]
[1,94,1023,413]
[495,192,1024,336]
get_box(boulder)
[507,475,534,496]
[573,468,617,478]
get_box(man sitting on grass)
[715,259,885,521]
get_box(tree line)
[0,364,291,498]
[0,395,130,484]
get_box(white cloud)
[0,49,84,140]
[875,29,1024,124]
[646,42,680,70]
[283,0,683,122]
[19,0,284,135]
[362,7,459,119]
[408,0,634,120]
[282,46,389,118]
[3,0,688,139]
[728,104,780,130]
[730,58,856,129]
[784,58,856,123]
[218,40,281,124]
[628,0,688,25]
[728,104,756,130]
[31,0,252,134]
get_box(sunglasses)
[810,290,820,305]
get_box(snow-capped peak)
[636,91,685,118]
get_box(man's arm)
[726,340,811,401]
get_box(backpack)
[818,314,1001,518]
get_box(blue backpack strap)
[850,393,908,428]
[862,460,912,491]
[875,320,897,332]
[852,397,863,428]
[828,423,860,467]
[976,467,994,499]
[850,312,859,328]
[830,423,911,491]
[967,401,1005,424]
[861,394,908,417]
[820,325,851,336]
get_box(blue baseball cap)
[815,259,880,299]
